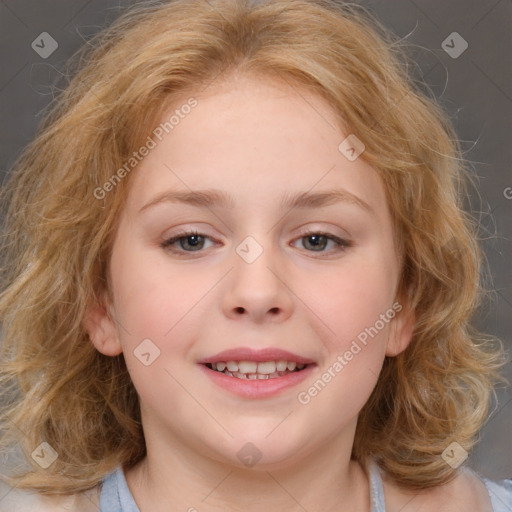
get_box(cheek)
[297,264,394,422]
[108,234,186,348]
[108,236,220,397]
[310,257,397,345]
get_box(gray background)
[0,0,510,481]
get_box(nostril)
[235,307,245,313]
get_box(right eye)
[160,230,218,254]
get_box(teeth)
[226,361,238,372]
[238,361,258,373]
[276,360,288,371]
[209,359,309,379]
[257,361,276,374]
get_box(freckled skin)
[86,73,415,512]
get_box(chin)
[207,437,309,472]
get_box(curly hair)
[0,0,506,495]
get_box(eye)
[161,230,217,254]
[292,231,351,253]
[160,229,351,256]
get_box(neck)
[124,420,370,512]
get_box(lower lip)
[198,363,316,399]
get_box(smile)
[205,360,307,380]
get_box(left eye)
[291,231,349,252]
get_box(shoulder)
[0,478,101,512]
[381,466,510,512]
[479,473,512,512]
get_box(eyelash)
[160,229,352,256]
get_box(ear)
[83,290,123,357]
[385,299,415,357]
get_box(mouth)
[198,348,316,398]
[203,360,310,380]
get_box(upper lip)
[197,347,315,365]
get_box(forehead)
[123,73,389,220]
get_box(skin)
[85,72,490,511]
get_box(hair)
[0,0,507,496]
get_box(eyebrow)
[139,188,373,214]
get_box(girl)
[0,0,510,510]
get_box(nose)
[222,238,294,324]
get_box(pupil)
[183,234,203,250]
[305,234,326,251]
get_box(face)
[86,72,414,470]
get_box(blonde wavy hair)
[0,0,506,495]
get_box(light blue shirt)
[100,459,512,512]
